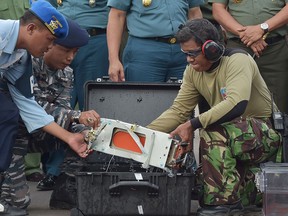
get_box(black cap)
[54,19,89,48]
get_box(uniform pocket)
[0,3,8,12]
[223,117,280,163]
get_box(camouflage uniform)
[1,57,76,208]
[199,117,281,206]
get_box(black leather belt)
[265,35,285,44]
[229,35,284,45]
[145,37,178,44]
[86,28,106,36]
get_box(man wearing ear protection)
[148,18,281,216]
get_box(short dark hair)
[176,18,220,45]
[20,10,44,29]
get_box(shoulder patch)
[223,48,248,57]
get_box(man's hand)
[250,39,268,58]
[79,110,101,129]
[108,60,125,82]
[238,25,264,46]
[169,120,194,148]
[67,132,91,158]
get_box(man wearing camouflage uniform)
[0,19,100,215]
[148,19,282,216]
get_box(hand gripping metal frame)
[87,118,196,173]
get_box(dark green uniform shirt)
[210,0,288,38]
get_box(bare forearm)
[265,3,288,32]
[212,3,243,36]
[107,8,126,64]
[42,122,71,143]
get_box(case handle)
[109,181,159,197]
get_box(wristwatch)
[260,23,269,34]
[71,110,81,124]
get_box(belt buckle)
[169,37,177,44]
[88,28,97,36]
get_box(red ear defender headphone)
[188,27,225,62]
[201,39,225,62]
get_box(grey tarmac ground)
[28,181,70,216]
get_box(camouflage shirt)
[32,57,74,130]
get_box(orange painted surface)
[112,129,146,153]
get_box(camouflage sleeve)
[42,102,73,130]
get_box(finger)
[253,51,260,58]
[79,151,88,158]
[87,117,94,123]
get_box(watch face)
[261,23,269,30]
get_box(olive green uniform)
[211,0,288,114]
[0,0,30,20]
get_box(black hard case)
[73,80,195,216]
[84,80,181,126]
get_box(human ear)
[26,23,37,35]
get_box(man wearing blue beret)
[1,18,99,215]
[0,1,92,215]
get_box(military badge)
[57,0,62,6]
[89,0,96,7]
[142,0,152,7]
[45,16,63,34]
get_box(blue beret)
[55,19,89,48]
[29,0,68,39]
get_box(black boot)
[37,174,57,191]
[196,201,244,216]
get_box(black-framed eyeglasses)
[181,48,202,58]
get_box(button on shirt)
[0,19,54,133]
[107,0,204,38]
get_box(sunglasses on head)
[181,48,202,58]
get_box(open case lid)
[84,80,181,126]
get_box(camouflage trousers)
[199,117,281,206]
[1,154,30,209]
[0,121,66,209]
[0,123,89,208]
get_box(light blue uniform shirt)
[107,0,204,38]
[47,0,109,29]
[0,19,54,133]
